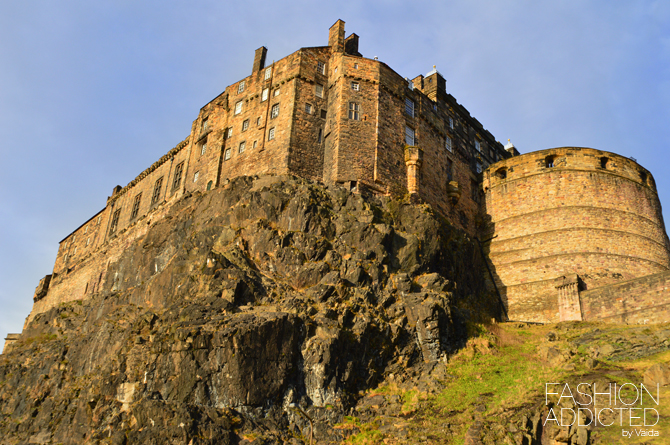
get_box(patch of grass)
[339,417,383,444]
[434,324,564,414]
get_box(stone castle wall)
[21,22,670,328]
[482,147,670,322]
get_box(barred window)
[201,118,208,132]
[446,136,452,152]
[405,126,415,146]
[201,143,207,156]
[351,82,360,91]
[268,127,275,140]
[271,103,280,119]
[305,103,312,114]
[239,141,246,153]
[224,148,231,160]
[405,98,414,117]
[348,102,360,120]
[131,193,142,219]
[151,177,163,205]
[261,88,269,102]
[242,119,249,131]
[172,162,184,191]
[317,60,325,75]
[264,67,272,80]
[238,81,245,93]
[109,209,121,235]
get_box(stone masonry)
[15,20,670,331]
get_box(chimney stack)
[252,46,267,73]
[329,20,345,52]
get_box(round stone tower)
[482,147,670,323]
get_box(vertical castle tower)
[482,147,670,322]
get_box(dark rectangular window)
[172,162,184,191]
[109,209,121,235]
[130,193,142,219]
[151,177,163,205]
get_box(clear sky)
[1,1,669,340]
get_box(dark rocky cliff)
[0,175,500,444]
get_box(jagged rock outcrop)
[0,175,498,444]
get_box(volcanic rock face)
[0,175,495,443]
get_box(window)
[86,237,90,246]
[405,98,414,117]
[317,60,325,75]
[239,141,246,153]
[253,140,258,149]
[600,157,609,169]
[261,88,269,102]
[224,148,231,160]
[268,127,275,140]
[354,63,359,69]
[348,102,360,120]
[151,177,163,205]
[305,103,312,114]
[405,126,415,146]
[201,143,207,156]
[446,136,452,152]
[496,168,507,179]
[72,235,75,242]
[475,140,481,152]
[351,82,360,91]
[84,226,88,234]
[97,216,101,225]
[476,162,483,174]
[206,181,213,191]
[201,118,208,132]
[447,158,453,182]
[238,81,245,93]
[449,117,454,129]
[320,109,327,119]
[172,162,184,191]
[193,171,199,182]
[318,128,323,144]
[227,127,233,138]
[234,101,243,115]
[271,103,280,119]
[264,67,272,80]
[130,193,141,219]
[273,88,280,97]
[109,209,121,235]
[242,119,249,131]
[546,156,556,168]
[315,84,323,98]
[74,247,77,255]
[471,180,480,203]
[256,117,261,126]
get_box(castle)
[15,21,670,342]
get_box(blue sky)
[1,1,670,340]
